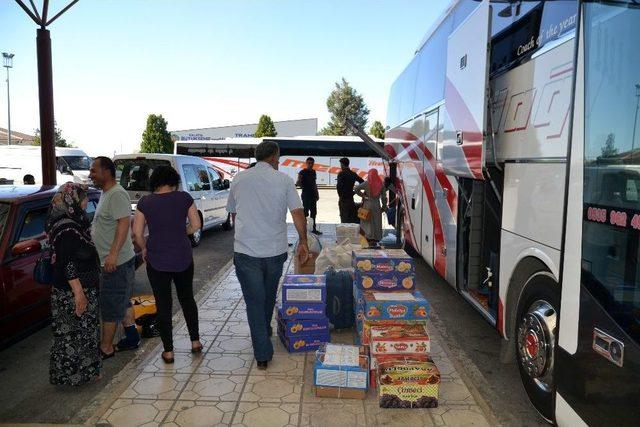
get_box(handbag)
[358,206,371,221]
[33,250,54,285]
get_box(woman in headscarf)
[46,183,102,385]
[354,169,388,246]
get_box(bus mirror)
[389,162,397,181]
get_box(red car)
[0,186,141,348]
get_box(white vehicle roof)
[0,145,89,157]
[113,153,210,162]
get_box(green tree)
[254,114,277,137]
[369,121,385,139]
[33,122,72,147]
[140,114,173,153]
[598,133,618,161]
[320,78,370,136]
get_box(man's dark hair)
[339,158,350,167]
[255,141,280,161]
[23,174,35,184]
[306,157,315,163]
[149,165,180,192]
[95,156,116,178]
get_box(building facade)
[171,118,318,141]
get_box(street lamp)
[632,83,640,156]
[2,52,13,146]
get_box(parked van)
[0,145,92,185]
[113,153,232,246]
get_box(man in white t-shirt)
[226,141,308,370]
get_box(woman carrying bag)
[46,183,102,386]
[354,169,387,247]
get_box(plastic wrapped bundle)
[336,223,361,245]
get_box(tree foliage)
[33,121,72,147]
[599,133,618,160]
[320,78,370,136]
[141,114,173,154]
[369,121,385,139]
[254,114,277,138]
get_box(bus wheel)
[515,271,559,423]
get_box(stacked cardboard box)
[351,249,438,406]
[313,344,369,399]
[277,274,330,352]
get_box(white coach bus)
[174,136,385,186]
[385,0,639,424]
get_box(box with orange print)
[354,288,430,322]
[276,308,330,337]
[370,323,430,357]
[352,249,415,291]
[278,301,326,319]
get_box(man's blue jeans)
[233,252,288,362]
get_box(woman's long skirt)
[50,287,101,386]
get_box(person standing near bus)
[296,157,322,235]
[336,158,364,223]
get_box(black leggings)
[146,261,199,352]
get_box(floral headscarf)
[45,182,92,239]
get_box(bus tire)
[514,270,559,423]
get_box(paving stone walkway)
[95,225,493,427]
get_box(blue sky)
[1,0,449,156]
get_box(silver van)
[113,153,232,246]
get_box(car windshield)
[61,155,92,170]
[115,158,171,192]
[0,202,10,241]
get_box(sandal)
[101,348,116,360]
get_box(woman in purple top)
[133,165,203,363]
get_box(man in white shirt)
[226,141,309,370]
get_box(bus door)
[557,2,640,425]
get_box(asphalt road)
[0,226,235,424]
[414,260,548,426]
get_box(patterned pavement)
[95,225,493,427]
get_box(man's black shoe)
[257,360,268,370]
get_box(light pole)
[632,83,640,155]
[2,52,13,146]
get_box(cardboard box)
[370,324,430,357]
[354,289,430,321]
[352,249,415,275]
[279,302,326,319]
[278,331,330,353]
[354,272,415,291]
[295,252,319,274]
[315,386,367,399]
[277,311,329,337]
[370,354,431,390]
[282,275,326,304]
[377,359,440,408]
[314,344,369,397]
[356,319,428,346]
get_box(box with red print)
[370,323,430,357]
[354,289,430,321]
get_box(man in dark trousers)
[336,158,364,223]
[297,157,322,235]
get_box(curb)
[77,259,234,425]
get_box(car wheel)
[190,225,202,248]
[222,213,234,231]
[515,270,559,423]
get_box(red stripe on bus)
[387,128,457,217]
[402,143,446,277]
